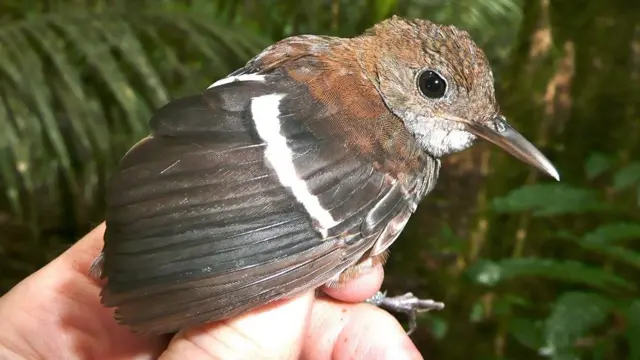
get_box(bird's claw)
[366,291,445,335]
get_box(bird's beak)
[464,115,560,180]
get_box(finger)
[160,292,314,360]
[0,223,166,359]
[302,299,423,360]
[321,264,384,303]
[54,222,108,277]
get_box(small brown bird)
[90,16,559,335]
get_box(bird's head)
[354,16,559,180]
[240,16,558,180]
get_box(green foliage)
[467,258,633,291]
[509,317,543,350]
[462,155,640,359]
[425,314,449,340]
[0,5,265,224]
[492,184,610,216]
[625,301,640,360]
[585,153,613,180]
[582,223,640,245]
[541,292,614,360]
[612,163,640,191]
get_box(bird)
[89,15,559,335]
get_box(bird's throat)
[404,115,477,157]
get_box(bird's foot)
[366,291,445,335]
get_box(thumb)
[159,292,314,360]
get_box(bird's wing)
[99,70,439,334]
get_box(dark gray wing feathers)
[99,72,440,334]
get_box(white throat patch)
[404,114,476,157]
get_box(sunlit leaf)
[466,258,634,291]
[492,184,609,216]
[539,292,613,359]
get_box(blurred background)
[0,0,639,359]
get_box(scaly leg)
[366,291,445,335]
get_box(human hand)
[0,223,423,359]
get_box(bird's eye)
[417,70,447,99]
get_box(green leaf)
[509,317,543,349]
[626,301,640,360]
[494,294,519,316]
[585,152,613,180]
[612,162,640,191]
[0,6,260,229]
[579,243,640,270]
[539,292,613,359]
[583,222,640,244]
[431,224,466,252]
[559,224,640,269]
[492,184,609,216]
[466,258,634,291]
[427,314,448,340]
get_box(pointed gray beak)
[466,116,560,181]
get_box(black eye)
[417,70,447,99]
